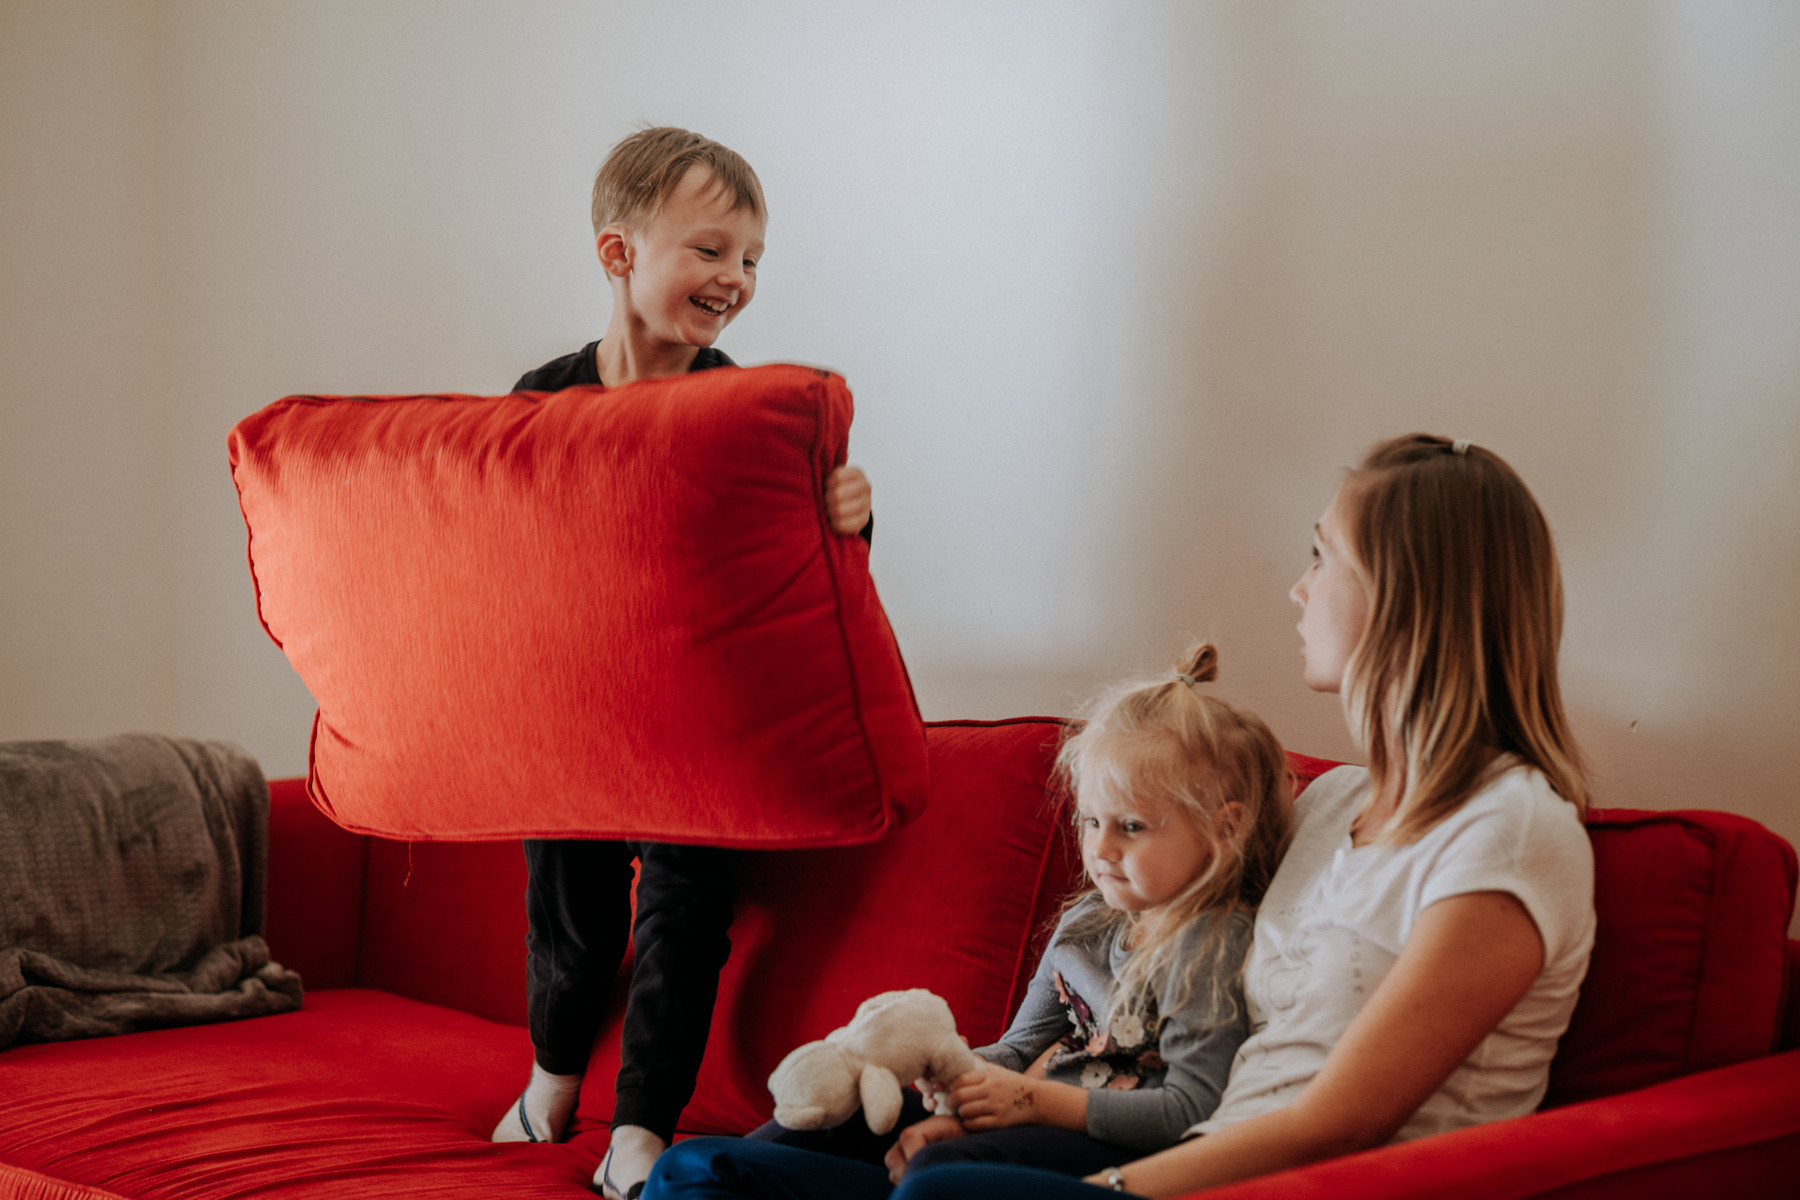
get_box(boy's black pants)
[523,838,741,1143]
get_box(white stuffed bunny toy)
[767,989,983,1135]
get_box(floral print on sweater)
[1046,970,1166,1090]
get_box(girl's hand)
[883,1114,966,1183]
[825,465,871,534]
[949,1064,1088,1132]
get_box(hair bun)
[1175,642,1219,686]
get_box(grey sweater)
[974,894,1252,1151]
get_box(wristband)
[1104,1167,1127,1192]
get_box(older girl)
[882,434,1597,1199]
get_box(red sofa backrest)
[1545,806,1798,1106]
[262,746,1798,1136]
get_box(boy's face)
[607,165,765,349]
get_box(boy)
[490,127,872,1199]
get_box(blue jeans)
[645,1139,1130,1200]
[743,1091,1129,1179]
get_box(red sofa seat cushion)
[0,990,593,1199]
[229,365,927,846]
[1546,807,1799,1106]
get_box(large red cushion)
[229,365,927,846]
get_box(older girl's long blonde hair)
[1056,643,1292,1018]
[1339,434,1589,844]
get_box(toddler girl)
[649,643,1293,1197]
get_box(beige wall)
[1,0,176,738]
[4,2,1796,925]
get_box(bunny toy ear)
[859,1064,904,1135]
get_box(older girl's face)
[1290,490,1370,693]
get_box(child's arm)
[940,909,1098,1133]
[946,1061,1089,1133]
[825,465,872,535]
[1082,892,1544,1197]
[944,911,1258,1152]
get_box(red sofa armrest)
[1174,1050,1800,1200]
[1784,939,1800,1052]
[263,776,369,991]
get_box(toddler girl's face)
[1078,778,1215,916]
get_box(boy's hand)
[824,465,871,535]
[883,1114,966,1183]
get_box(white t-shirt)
[1189,761,1595,1142]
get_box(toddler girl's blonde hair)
[1057,643,1292,1018]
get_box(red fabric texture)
[0,991,591,1199]
[263,776,367,992]
[1785,939,1800,1052]
[1285,751,1339,792]
[1180,1049,1800,1200]
[0,1164,130,1200]
[357,834,531,1026]
[229,365,928,846]
[1545,807,1799,1107]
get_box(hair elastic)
[1176,673,1201,687]
[1451,438,1471,456]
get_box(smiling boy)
[493,127,871,1199]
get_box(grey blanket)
[0,734,302,1049]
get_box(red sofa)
[2,719,1796,1200]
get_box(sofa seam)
[805,369,898,844]
[227,424,284,654]
[1004,720,1077,1026]
[1679,820,1724,1077]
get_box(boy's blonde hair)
[1338,434,1589,844]
[1057,643,1293,1018]
[591,126,766,235]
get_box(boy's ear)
[596,225,633,279]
